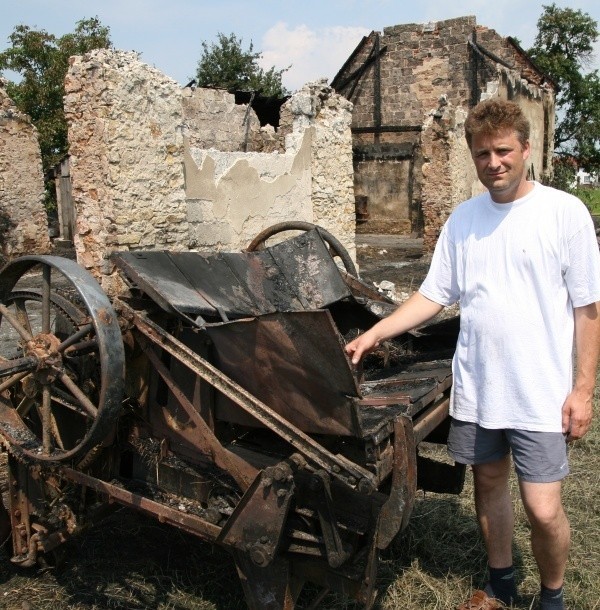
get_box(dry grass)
[0,399,598,610]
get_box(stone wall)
[65,50,188,294]
[185,80,355,256]
[65,51,355,293]
[284,81,356,251]
[0,80,51,258]
[182,87,280,153]
[333,16,556,250]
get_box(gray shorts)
[447,419,569,483]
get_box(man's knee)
[520,481,567,529]
[473,455,511,490]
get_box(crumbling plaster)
[184,130,312,249]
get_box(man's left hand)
[562,389,593,441]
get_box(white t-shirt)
[420,182,600,432]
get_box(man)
[346,98,600,610]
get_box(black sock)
[540,584,565,609]
[484,565,517,605]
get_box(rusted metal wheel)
[246,221,359,277]
[0,256,124,463]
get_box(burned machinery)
[0,223,463,608]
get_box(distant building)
[332,16,556,250]
[577,168,598,187]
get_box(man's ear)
[522,140,531,160]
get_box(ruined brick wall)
[473,27,555,184]
[339,17,477,131]
[0,80,51,258]
[334,16,556,250]
[421,104,475,250]
[65,51,355,293]
[334,17,479,237]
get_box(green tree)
[195,32,289,97]
[528,3,600,173]
[0,17,112,176]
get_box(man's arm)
[562,301,600,441]
[345,291,444,365]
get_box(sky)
[1,0,599,92]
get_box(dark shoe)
[457,589,504,610]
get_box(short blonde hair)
[465,99,530,149]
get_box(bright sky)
[2,0,599,92]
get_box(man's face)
[470,129,531,203]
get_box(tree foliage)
[195,32,289,97]
[0,17,112,174]
[528,3,600,172]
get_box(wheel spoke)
[57,323,94,353]
[0,304,34,343]
[50,388,94,418]
[0,356,37,379]
[13,299,33,337]
[50,413,65,450]
[0,370,31,393]
[63,338,99,358]
[41,385,53,454]
[58,372,98,418]
[16,395,35,417]
[42,265,51,334]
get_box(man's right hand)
[345,291,444,367]
[345,331,381,366]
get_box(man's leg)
[519,480,570,589]
[473,454,514,568]
[510,430,570,609]
[448,421,516,606]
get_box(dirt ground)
[355,234,429,291]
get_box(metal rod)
[58,372,98,418]
[42,265,51,334]
[0,357,37,379]
[42,385,52,454]
[0,305,33,343]
[61,466,222,541]
[57,323,94,353]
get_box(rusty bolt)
[250,546,269,567]
[276,488,287,498]
[13,510,20,518]
[357,478,374,494]
[260,536,268,544]
[332,465,341,473]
